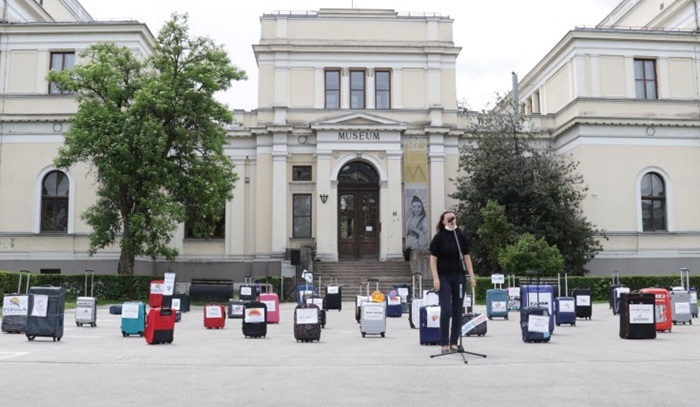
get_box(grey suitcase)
[75,269,97,327]
[360,279,386,337]
[669,289,692,325]
[1,270,31,333]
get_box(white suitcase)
[75,269,97,327]
[360,301,386,337]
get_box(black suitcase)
[571,287,592,320]
[462,313,487,336]
[242,301,267,338]
[324,277,342,311]
[306,294,326,328]
[294,303,321,342]
[25,286,66,342]
[619,292,656,339]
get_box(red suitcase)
[144,307,175,344]
[149,280,164,308]
[203,303,226,329]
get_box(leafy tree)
[49,14,246,275]
[452,110,604,275]
[476,200,517,272]
[497,233,565,276]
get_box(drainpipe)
[511,71,519,114]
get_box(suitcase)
[242,301,267,338]
[639,288,672,332]
[260,292,280,324]
[109,305,122,315]
[507,287,521,312]
[296,283,317,305]
[145,307,175,344]
[227,299,245,319]
[409,273,429,329]
[619,292,656,339]
[521,283,555,334]
[571,288,592,319]
[75,269,97,327]
[294,303,322,342]
[121,301,146,337]
[393,283,412,314]
[149,280,164,308]
[305,295,326,328]
[1,270,30,334]
[554,297,576,326]
[385,289,402,318]
[360,301,386,338]
[419,304,441,345]
[680,268,698,318]
[486,288,509,320]
[520,271,551,343]
[462,313,487,336]
[608,271,623,309]
[25,286,66,342]
[203,303,226,329]
[324,277,342,311]
[172,293,190,313]
[668,290,692,325]
[612,286,630,315]
[239,278,262,302]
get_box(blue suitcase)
[386,289,402,317]
[521,306,551,343]
[486,289,509,320]
[521,284,555,334]
[554,296,576,326]
[296,284,317,305]
[419,305,441,345]
[121,301,146,337]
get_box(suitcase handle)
[85,269,94,297]
[19,269,31,294]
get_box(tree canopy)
[49,14,247,275]
[452,110,605,275]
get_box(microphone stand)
[430,285,487,364]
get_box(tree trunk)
[118,222,135,275]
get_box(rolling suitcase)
[409,272,424,329]
[386,289,402,317]
[668,290,692,325]
[486,289,509,320]
[305,294,326,328]
[619,292,656,339]
[680,268,698,318]
[260,292,280,324]
[463,287,487,336]
[240,277,262,302]
[227,299,245,319]
[121,301,146,337]
[149,280,164,308]
[393,283,412,314]
[325,277,342,311]
[2,270,30,334]
[25,285,66,342]
[613,286,630,315]
[608,271,625,310]
[203,303,226,329]
[419,302,441,345]
[360,301,386,338]
[294,302,321,342]
[296,283,317,305]
[109,305,122,315]
[639,287,672,333]
[554,273,576,326]
[521,282,555,334]
[572,287,592,320]
[145,307,175,344]
[242,301,267,338]
[520,271,551,343]
[75,269,97,327]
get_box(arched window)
[41,170,69,233]
[338,161,379,184]
[641,172,666,231]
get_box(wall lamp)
[320,193,329,204]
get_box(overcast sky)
[79,0,622,112]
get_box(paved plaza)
[1,302,698,406]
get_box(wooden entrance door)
[336,161,380,260]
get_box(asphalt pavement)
[0,301,698,406]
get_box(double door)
[338,188,379,259]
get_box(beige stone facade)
[1,0,699,279]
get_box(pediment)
[311,112,406,130]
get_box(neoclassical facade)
[2,0,699,279]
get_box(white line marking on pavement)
[0,352,29,360]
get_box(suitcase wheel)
[76,322,81,327]
[488,317,492,320]
[381,332,385,338]
[505,316,509,320]
[91,323,96,327]
[122,331,126,337]
[139,332,144,337]
[361,332,366,337]
[27,335,35,341]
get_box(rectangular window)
[292,165,312,181]
[350,69,365,109]
[49,52,75,94]
[325,70,340,109]
[634,59,657,100]
[185,208,225,239]
[375,70,391,109]
[293,194,312,238]
[40,269,61,275]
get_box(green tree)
[452,110,604,275]
[48,14,246,275]
[497,233,565,276]
[476,200,517,272]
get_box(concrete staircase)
[312,260,419,301]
